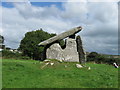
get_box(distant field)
[2,59,118,88]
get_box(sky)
[0,0,119,55]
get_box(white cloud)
[1,1,118,55]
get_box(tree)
[87,52,107,64]
[87,52,99,62]
[0,35,4,44]
[19,29,56,60]
[0,35,5,49]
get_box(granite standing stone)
[76,35,86,64]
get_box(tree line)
[87,52,120,65]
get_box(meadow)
[2,59,118,88]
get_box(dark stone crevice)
[59,39,66,50]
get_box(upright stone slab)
[46,38,79,62]
[76,35,86,64]
[63,38,79,62]
[46,43,64,61]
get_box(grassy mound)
[2,59,118,88]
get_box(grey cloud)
[14,3,61,20]
[82,36,118,55]
[1,2,118,55]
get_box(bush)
[2,50,30,60]
[87,52,99,62]
[87,52,120,65]
[95,55,105,64]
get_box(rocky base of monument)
[41,59,90,70]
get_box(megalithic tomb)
[38,26,86,63]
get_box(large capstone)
[38,26,82,46]
[46,38,79,62]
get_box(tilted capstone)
[38,26,82,46]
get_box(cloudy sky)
[0,0,119,55]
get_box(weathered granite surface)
[63,38,79,62]
[46,38,79,62]
[46,43,64,61]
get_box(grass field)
[2,59,118,88]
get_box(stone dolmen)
[38,26,86,64]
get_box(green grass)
[2,59,118,88]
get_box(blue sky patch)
[31,2,64,10]
[2,2,14,8]
[1,2,64,10]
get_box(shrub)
[87,52,99,62]
[87,52,120,65]
[2,50,30,60]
